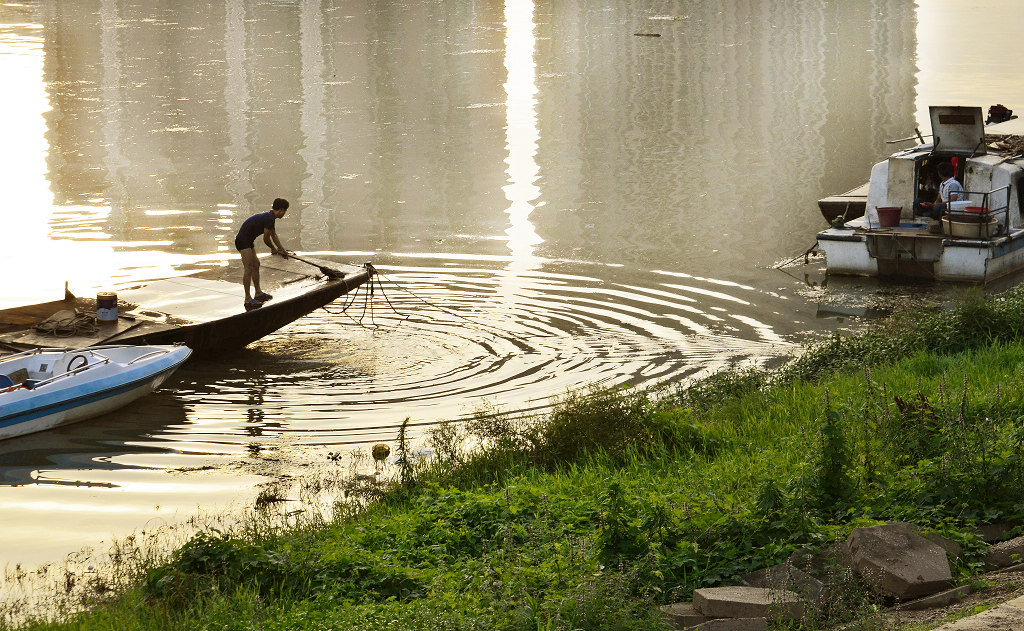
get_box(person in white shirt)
[915,162,964,219]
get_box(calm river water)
[2,0,1024,569]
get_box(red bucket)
[965,206,988,213]
[876,206,902,227]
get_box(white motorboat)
[816,105,1024,282]
[0,344,191,440]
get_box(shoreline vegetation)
[7,287,1024,630]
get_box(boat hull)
[0,258,374,356]
[817,224,1024,283]
[818,183,869,223]
[108,269,371,354]
[0,345,191,440]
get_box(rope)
[319,271,390,329]
[370,273,526,354]
[774,243,819,269]
[319,268,505,339]
[34,312,99,337]
[372,271,500,329]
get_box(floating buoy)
[371,443,391,462]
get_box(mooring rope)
[774,242,819,269]
[320,279,374,325]
[314,265,533,358]
[320,267,511,342]
[34,312,99,337]
[371,270,500,329]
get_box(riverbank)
[6,287,1024,630]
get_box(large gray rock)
[920,532,963,562]
[984,535,1024,570]
[845,523,952,600]
[692,586,803,620]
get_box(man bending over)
[235,198,289,310]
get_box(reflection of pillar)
[100,0,130,236]
[298,0,329,251]
[503,0,542,275]
[870,0,917,145]
[244,378,271,436]
[224,0,253,230]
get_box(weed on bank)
[8,287,1024,630]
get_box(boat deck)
[0,255,371,355]
[818,220,1019,244]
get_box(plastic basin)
[876,206,902,227]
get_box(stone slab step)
[929,594,1024,630]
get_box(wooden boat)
[816,105,1024,282]
[0,344,191,440]
[818,182,868,223]
[0,255,375,356]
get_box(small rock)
[693,586,802,620]
[895,584,973,611]
[789,541,852,576]
[660,602,713,629]
[846,523,952,600]
[687,618,767,631]
[985,535,1024,570]
[975,522,1016,543]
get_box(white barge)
[817,105,1024,282]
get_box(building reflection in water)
[24,1,915,275]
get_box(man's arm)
[263,228,288,257]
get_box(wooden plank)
[119,278,247,323]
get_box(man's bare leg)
[240,248,261,302]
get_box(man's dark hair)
[272,198,289,211]
[937,162,954,178]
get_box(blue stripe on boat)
[0,355,188,430]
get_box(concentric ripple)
[162,258,815,450]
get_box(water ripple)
[160,259,806,449]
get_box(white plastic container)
[949,200,971,211]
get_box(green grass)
[10,286,1024,630]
